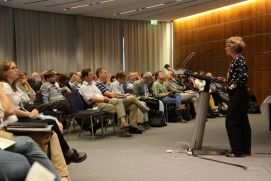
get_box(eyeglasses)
[9,67,18,70]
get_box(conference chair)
[65,91,115,140]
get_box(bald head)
[32,72,41,81]
[205,72,213,77]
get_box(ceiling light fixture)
[24,0,50,4]
[115,2,169,16]
[100,0,114,4]
[146,4,165,9]
[70,4,89,9]
[175,0,254,21]
[120,9,137,15]
[63,0,114,11]
[46,0,85,8]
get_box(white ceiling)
[0,0,245,21]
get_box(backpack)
[247,101,261,114]
[247,90,261,114]
[165,104,178,122]
[148,110,166,127]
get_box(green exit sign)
[150,20,158,25]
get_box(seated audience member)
[0,61,87,165]
[133,72,152,99]
[68,72,76,80]
[163,64,174,73]
[206,72,228,111]
[123,72,138,94]
[40,70,71,114]
[57,74,70,88]
[134,72,141,81]
[152,71,186,122]
[40,71,47,83]
[164,71,199,114]
[110,72,126,94]
[110,75,116,83]
[194,71,206,92]
[0,137,59,180]
[79,68,134,136]
[17,72,35,99]
[69,73,81,91]
[0,81,69,180]
[29,72,42,92]
[186,76,199,92]
[111,72,148,126]
[106,73,113,86]
[133,72,164,113]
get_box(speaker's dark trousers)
[226,87,251,155]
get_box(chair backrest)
[79,93,93,110]
[65,92,84,115]
[35,91,44,104]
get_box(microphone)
[183,69,221,83]
[182,48,214,69]
[181,52,196,69]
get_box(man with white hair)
[28,72,42,92]
[134,72,164,113]
[124,72,138,94]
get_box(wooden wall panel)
[174,0,271,104]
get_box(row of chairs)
[35,91,189,140]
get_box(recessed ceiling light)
[100,0,114,4]
[146,4,165,9]
[63,0,114,11]
[115,3,167,16]
[70,4,89,9]
[120,9,136,15]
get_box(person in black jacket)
[219,36,251,157]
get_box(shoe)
[60,177,69,181]
[129,127,143,134]
[221,104,228,111]
[142,123,150,129]
[120,122,131,129]
[65,149,87,164]
[117,129,133,137]
[225,151,246,157]
[177,118,188,123]
[177,105,186,112]
[218,113,225,117]
[244,151,251,156]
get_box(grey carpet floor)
[67,114,271,181]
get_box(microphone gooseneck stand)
[182,70,227,155]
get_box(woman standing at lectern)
[220,36,251,157]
